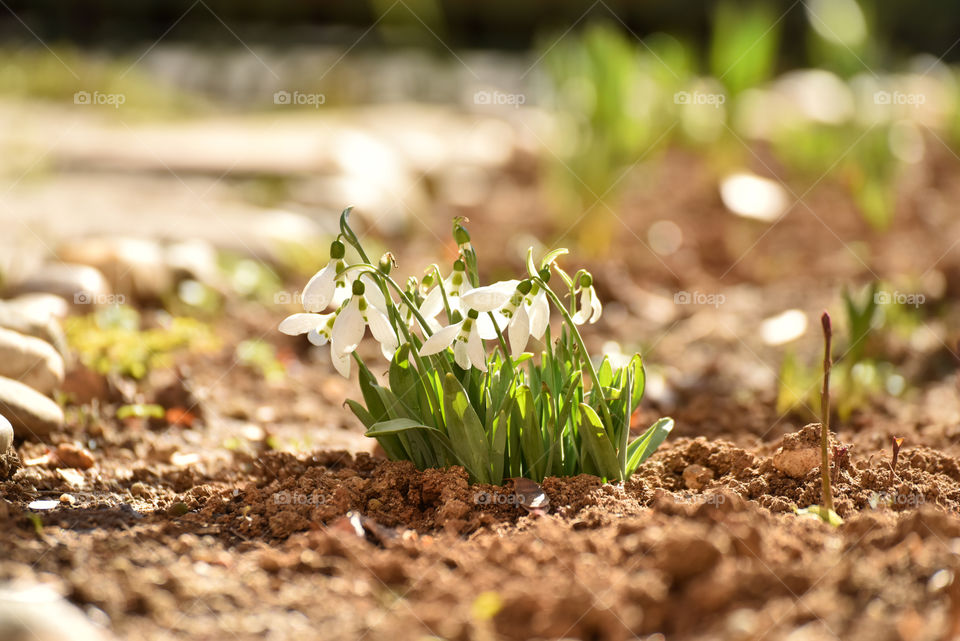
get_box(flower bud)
[330,240,346,259]
[453,218,471,246]
[352,279,365,296]
[516,280,533,296]
[454,225,471,246]
[579,273,593,288]
[538,267,551,282]
[378,252,396,275]
[453,259,466,272]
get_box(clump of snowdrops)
[279,209,673,483]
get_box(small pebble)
[60,493,76,505]
[928,569,953,593]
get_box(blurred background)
[2,0,960,445]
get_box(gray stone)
[8,263,111,308]
[0,297,69,359]
[58,236,172,302]
[0,413,12,453]
[0,327,64,396]
[0,376,64,440]
[0,584,114,641]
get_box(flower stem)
[534,277,614,437]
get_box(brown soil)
[4,149,960,641]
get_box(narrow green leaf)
[625,417,674,477]
[443,373,491,483]
[578,403,622,482]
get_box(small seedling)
[797,311,843,526]
[831,444,850,485]
[890,436,904,485]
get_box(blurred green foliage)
[65,306,219,379]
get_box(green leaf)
[366,418,456,465]
[539,248,569,270]
[578,403,622,482]
[597,357,614,388]
[443,373,491,483]
[796,505,844,527]
[514,385,545,481]
[625,417,674,477]
[629,354,645,403]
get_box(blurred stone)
[0,413,12,453]
[51,443,95,470]
[773,423,837,479]
[0,297,69,358]
[0,327,64,396]
[720,172,788,222]
[0,376,64,439]
[164,239,224,290]
[9,263,111,309]
[683,464,715,491]
[0,584,115,641]
[58,237,172,303]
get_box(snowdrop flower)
[572,273,602,325]
[419,260,470,325]
[280,278,397,378]
[461,279,532,358]
[419,309,488,371]
[278,311,353,376]
[301,241,349,312]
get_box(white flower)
[462,280,531,358]
[301,241,350,312]
[572,275,602,325]
[419,260,471,324]
[527,283,550,339]
[280,276,397,377]
[419,309,488,371]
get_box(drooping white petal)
[453,339,471,370]
[366,305,398,360]
[508,303,530,358]
[461,280,516,313]
[418,321,462,356]
[279,312,329,336]
[331,348,351,378]
[361,275,388,311]
[573,287,592,325]
[466,326,487,372]
[588,287,603,323]
[332,281,352,308]
[302,264,337,312]
[419,285,446,320]
[332,298,365,355]
[528,291,550,339]
[476,311,508,340]
[307,328,329,346]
